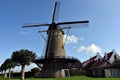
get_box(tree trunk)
[21,65,25,80]
[4,70,7,78]
[2,71,3,75]
[8,68,11,80]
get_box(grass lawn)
[1,76,120,80]
[0,76,5,80]
[13,76,120,80]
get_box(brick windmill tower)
[23,1,89,78]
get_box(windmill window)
[98,58,101,61]
[62,45,64,49]
[51,53,54,57]
[114,55,117,59]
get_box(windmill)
[23,1,89,78]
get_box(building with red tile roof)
[103,49,120,64]
[82,49,120,77]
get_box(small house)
[103,49,120,64]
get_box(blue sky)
[0,0,120,71]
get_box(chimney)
[105,52,107,60]
[112,49,115,54]
[97,52,99,56]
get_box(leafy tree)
[110,59,120,68]
[4,58,16,80]
[0,64,4,75]
[0,62,8,78]
[11,49,36,80]
[0,66,2,73]
[31,67,40,77]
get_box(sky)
[0,0,120,72]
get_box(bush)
[70,69,85,76]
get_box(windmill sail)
[22,23,50,28]
[52,1,60,23]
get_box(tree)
[0,62,8,78]
[4,58,16,80]
[0,66,2,74]
[11,49,36,80]
[110,59,120,68]
[31,67,40,77]
[0,64,4,75]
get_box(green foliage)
[31,67,40,74]
[11,49,36,66]
[31,67,40,77]
[0,76,9,80]
[109,59,120,68]
[0,63,7,71]
[11,49,36,80]
[4,58,16,69]
[70,69,85,76]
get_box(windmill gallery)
[22,1,89,78]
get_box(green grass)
[0,77,4,80]
[0,76,8,80]
[1,76,120,80]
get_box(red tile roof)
[82,56,97,64]
[103,52,113,60]
[90,61,110,69]
[83,61,95,69]
[82,51,115,70]
[83,60,110,70]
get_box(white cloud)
[77,44,101,54]
[25,63,38,71]
[79,37,84,41]
[13,63,38,72]
[63,35,78,44]
[77,46,86,52]
[86,44,101,54]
